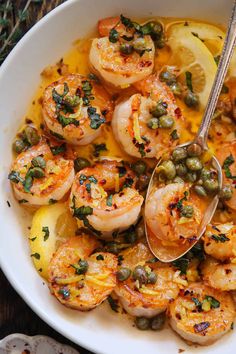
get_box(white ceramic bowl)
[0,1,235,353]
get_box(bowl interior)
[0,0,235,353]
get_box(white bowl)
[0,0,235,353]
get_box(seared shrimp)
[204,223,236,261]
[9,141,74,206]
[114,242,181,317]
[89,17,155,87]
[216,141,236,210]
[169,282,235,345]
[48,234,118,311]
[145,183,203,244]
[43,74,112,145]
[69,160,143,235]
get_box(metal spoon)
[145,0,236,262]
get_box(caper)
[159,115,174,129]
[172,147,187,162]
[186,172,197,182]
[173,176,184,184]
[148,271,157,284]
[141,21,163,37]
[133,37,146,54]
[31,156,46,169]
[150,101,167,118]
[13,139,26,154]
[180,205,194,218]
[203,179,219,193]
[74,157,91,173]
[220,185,233,200]
[135,317,150,330]
[120,43,134,55]
[184,91,199,108]
[151,313,166,331]
[137,174,150,191]
[154,36,166,48]
[194,185,207,197]
[125,229,137,244]
[186,157,203,171]
[132,265,148,285]
[200,168,211,181]
[187,143,202,157]
[117,267,131,281]
[30,167,45,178]
[147,117,159,129]
[176,163,187,177]
[159,70,177,85]
[161,160,176,180]
[170,82,182,97]
[24,126,40,146]
[132,160,147,176]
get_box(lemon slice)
[168,27,217,109]
[29,203,77,279]
[168,22,236,78]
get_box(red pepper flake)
[139,60,152,68]
[174,107,182,119]
[194,321,210,333]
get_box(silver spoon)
[145,0,236,262]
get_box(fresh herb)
[192,297,202,309]
[49,198,57,205]
[52,83,69,105]
[120,14,134,29]
[118,255,124,265]
[93,143,107,157]
[222,154,236,180]
[19,199,28,204]
[49,130,65,140]
[107,295,119,312]
[88,73,100,83]
[31,252,40,260]
[172,257,189,274]
[85,183,91,192]
[70,259,88,275]
[211,233,230,243]
[96,254,104,261]
[109,28,119,43]
[29,237,37,242]
[58,287,70,299]
[204,295,220,309]
[57,113,80,127]
[87,106,105,130]
[23,171,33,193]
[170,129,179,140]
[50,143,66,155]
[214,55,221,66]
[88,175,97,184]
[185,71,193,92]
[176,191,189,211]
[42,226,49,241]
[81,80,94,105]
[106,195,113,206]
[138,143,146,157]
[8,171,24,184]
[79,174,87,184]
[118,166,127,177]
[146,257,159,263]
[123,177,134,188]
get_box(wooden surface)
[0,1,92,352]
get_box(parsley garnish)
[106,195,113,207]
[96,254,104,261]
[211,233,230,243]
[8,171,24,184]
[222,154,236,180]
[172,257,189,274]
[42,226,49,241]
[87,107,105,130]
[57,113,80,128]
[107,295,119,312]
[31,253,40,260]
[109,28,119,43]
[185,71,193,92]
[50,143,66,155]
[93,143,107,157]
[170,129,179,140]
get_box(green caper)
[74,157,91,173]
[161,160,176,180]
[133,37,146,54]
[159,115,174,129]
[203,179,219,193]
[159,71,177,85]
[13,139,26,154]
[31,156,46,169]
[147,117,159,129]
[150,101,167,118]
[147,271,157,284]
[151,313,166,331]
[173,176,184,184]
[186,157,203,171]
[184,91,199,108]
[141,21,163,37]
[194,185,207,197]
[172,147,187,162]
[180,205,194,218]
[120,43,134,55]
[125,229,137,244]
[135,317,150,330]
[176,163,187,177]
[137,174,150,191]
[220,185,233,200]
[170,82,182,97]
[24,126,40,146]
[30,167,45,178]
[132,265,148,285]
[117,267,131,281]
[186,172,197,182]
[187,143,202,157]
[200,168,211,181]
[132,160,147,176]
[154,36,166,48]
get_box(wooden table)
[0,1,92,352]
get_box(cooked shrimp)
[48,234,118,311]
[69,160,143,235]
[216,141,236,210]
[112,74,183,158]
[145,183,203,244]
[201,257,236,291]
[204,223,236,261]
[114,242,180,317]
[43,74,112,145]
[89,17,155,87]
[169,282,235,345]
[9,141,74,206]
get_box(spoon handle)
[195,0,236,148]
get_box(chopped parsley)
[42,226,49,241]
[96,254,104,261]
[170,129,179,140]
[57,113,80,127]
[93,143,107,157]
[109,28,119,43]
[50,143,66,155]
[52,83,69,105]
[107,295,119,312]
[31,252,40,260]
[8,171,24,184]
[222,154,236,180]
[87,106,105,130]
[185,71,193,92]
[172,257,189,275]
[106,195,113,207]
[211,233,230,243]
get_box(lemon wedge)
[168,25,217,109]
[29,203,77,279]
